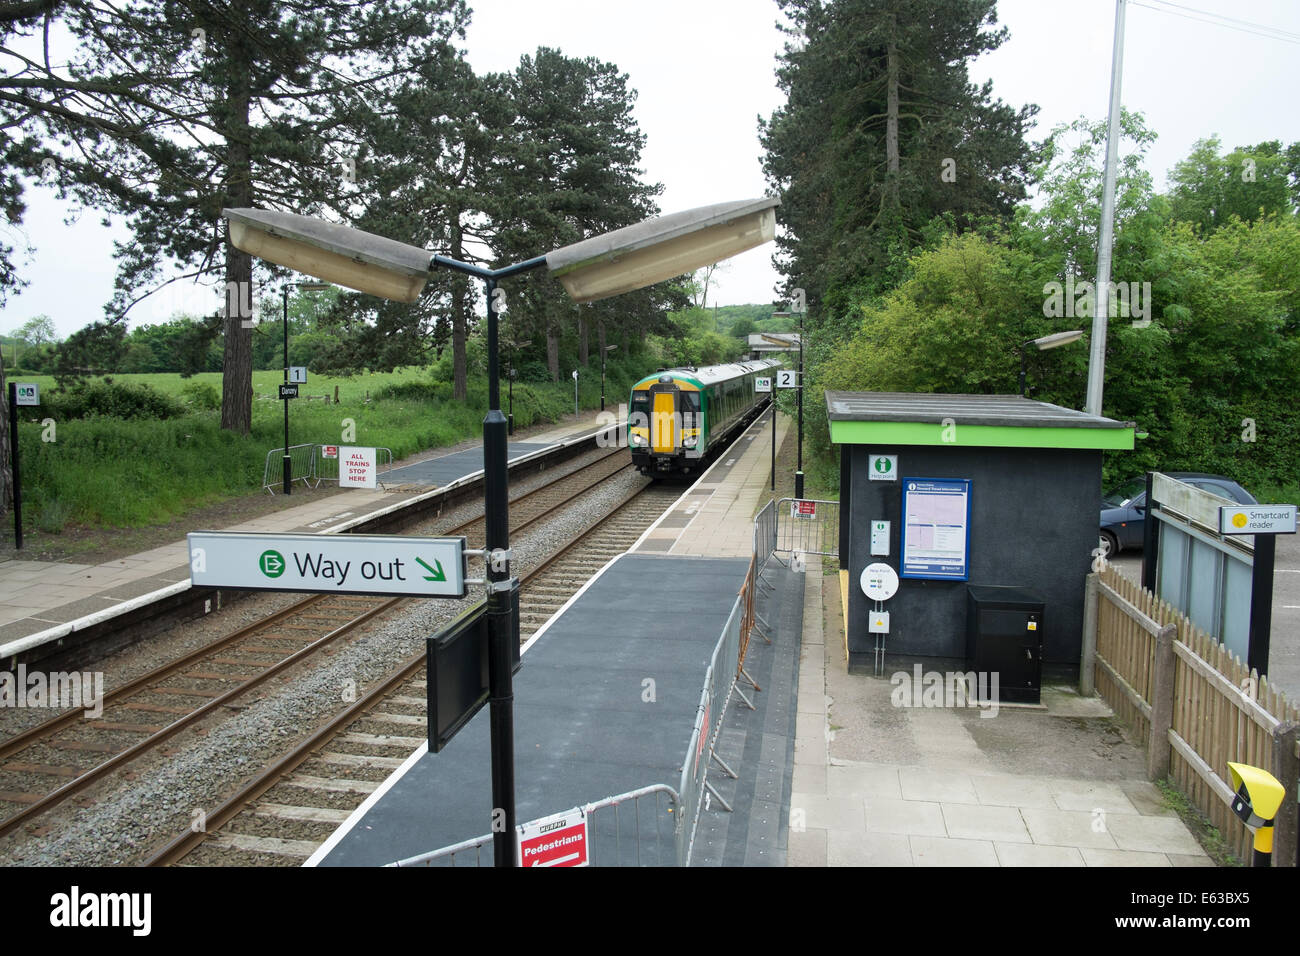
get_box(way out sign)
[517,808,589,867]
[188,531,467,598]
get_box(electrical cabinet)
[965,586,1045,704]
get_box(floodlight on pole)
[222,197,778,868]
[1018,330,1083,398]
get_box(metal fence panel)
[311,446,393,487]
[753,499,777,570]
[261,443,317,493]
[775,497,839,558]
[387,784,680,867]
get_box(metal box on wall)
[965,585,1045,704]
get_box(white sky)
[3,0,1299,338]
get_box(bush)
[373,380,453,403]
[42,379,184,420]
[179,381,221,410]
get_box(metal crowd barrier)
[261,443,317,494]
[775,497,839,558]
[386,784,681,867]
[753,498,777,572]
[261,444,394,493]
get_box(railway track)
[147,481,681,866]
[0,445,631,842]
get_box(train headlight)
[630,432,647,447]
[683,436,698,449]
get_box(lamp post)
[600,344,617,413]
[222,197,777,866]
[571,369,579,416]
[1017,329,1084,398]
[280,281,331,495]
[764,318,803,497]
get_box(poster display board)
[901,478,971,580]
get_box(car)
[1098,472,1258,557]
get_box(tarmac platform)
[386,442,550,487]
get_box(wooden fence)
[1082,564,1300,865]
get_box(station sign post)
[8,382,39,549]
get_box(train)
[627,359,783,478]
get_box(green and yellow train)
[627,359,782,478]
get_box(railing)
[261,444,394,493]
[260,443,317,494]
[775,497,839,559]
[1083,563,1300,865]
[753,499,777,571]
[386,784,681,867]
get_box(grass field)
[10,363,641,534]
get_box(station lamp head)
[1032,330,1084,351]
[224,208,432,303]
[545,197,779,304]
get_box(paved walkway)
[789,557,1212,867]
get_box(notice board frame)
[900,477,972,581]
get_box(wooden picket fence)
[1084,564,1300,865]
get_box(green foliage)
[179,381,220,411]
[42,378,184,421]
[1168,137,1300,232]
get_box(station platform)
[0,420,604,661]
[311,553,752,866]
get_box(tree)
[760,0,1038,328]
[15,313,54,345]
[1168,137,1299,233]
[2,0,469,433]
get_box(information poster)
[901,478,971,580]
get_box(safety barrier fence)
[775,497,839,559]
[261,445,393,493]
[753,499,777,572]
[1083,564,1300,866]
[260,443,317,494]
[387,784,681,867]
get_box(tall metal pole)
[600,350,606,413]
[282,286,292,495]
[8,382,22,550]
[507,365,515,437]
[481,275,517,868]
[795,315,804,500]
[1086,0,1127,417]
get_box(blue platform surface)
[385,442,550,487]
[312,552,751,866]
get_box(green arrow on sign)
[415,556,446,582]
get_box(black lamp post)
[222,197,778,867]
[600,344,617,412]
[280,281,330,495]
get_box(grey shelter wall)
[845,444,1101,678]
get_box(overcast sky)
[3,0,1298,338]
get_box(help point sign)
[339,446,377,489]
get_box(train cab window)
[681,392,700,428]
[630,393,650,427]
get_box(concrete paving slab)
[826,829,912,867]
[1104,814,1208,856]
[787,826,827,867]
[970,774,1059,809]
[863,796,947,837]
[827,762,902,800]
[1020,808,1119,850]
[994,842,1085,866]
[1050,780,1141,814]
[789,793,865,831]
[941,802,1032,843]
[1080,847,1173,867]
[910,835,999,866]
[898,767,980,804]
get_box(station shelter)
[826,392,1134,684]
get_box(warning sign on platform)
[322,445,338,459]
[517,808,590,867]
[339,446,376,489]
[791,500,817,518]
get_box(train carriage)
[627,359,782,478]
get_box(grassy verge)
[12,362,643,533]
[1154,778,1239,866]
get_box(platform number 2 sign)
[777,370,798,389]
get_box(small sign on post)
[288,366,307,384]
[755,376,771,393]
[13,383,39,406]
[777,369,798,389]
[1219,505,1297,536]
[279,384,299,400]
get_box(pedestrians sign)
[868,454,898,481]
[279,384,298,400]
[517,808,590,867]
[1219,505,1297,535]
[13,383,38,406]
[755,377,771,393]
[339,446,376,488]
[187,532,468,597]
[777,369,798,389]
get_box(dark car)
[1098,472,1257,557]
